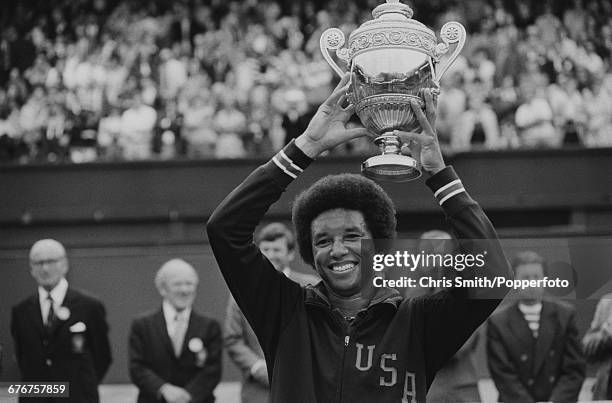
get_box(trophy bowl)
[320,0,466,182]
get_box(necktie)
[46,294,56,328]
[171,313,188,357]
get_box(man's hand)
[252,361,269,387]
[159,383,192,403]
[394,88,446,176]
[250,359,269,387]
[583,323,612,358]
[583,332,603,357]
[295,73,370,158]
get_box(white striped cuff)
[434,179,466,206]
[272,149,304,179]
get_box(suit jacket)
[129,308,222,403]
[224,296,268,403]
[487,300,585,403]
[10,288,112,403]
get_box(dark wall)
[1,148,612,229]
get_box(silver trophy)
[320,0,466,182]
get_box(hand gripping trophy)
[320,0,466,182]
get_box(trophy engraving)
[320,0,466,182]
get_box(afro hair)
[292,173,396,266]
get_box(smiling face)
[311,209,372,298]
[157,260,198,312]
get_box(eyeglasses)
[31,257,65,267]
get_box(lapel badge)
[56,306,71,321]
[188,338,207,367]
[188,337,203,352]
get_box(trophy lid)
[371,0,413,19]
[348,0,438,59]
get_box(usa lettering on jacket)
[355,342,416,403]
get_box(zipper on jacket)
[326,308,365,403]
[335,313,355,403]
[337,329,350,403]
[337,310,374,402]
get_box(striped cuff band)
[272,149,304,179]
[434,179,466,206]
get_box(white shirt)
[518,302,542,337]
[162,300,191,337]
[38,278,68,324]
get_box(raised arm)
[397,89,511,293]
[207,74,369,369]
[396,90,511,381]
[206,139,306,370]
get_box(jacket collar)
[304,281,403,311]
[155,308,179,359]
[38,277,69,307]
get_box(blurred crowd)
[0,0,611,164]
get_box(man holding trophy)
[207,1,510,401]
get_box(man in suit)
[129,258,222,403]
[10,239,112,403]
[487,251,585,403]
[224,222,319,403]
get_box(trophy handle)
[432,22,466,85]
[320,28,351,78]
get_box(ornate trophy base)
[361,154,421,182]
[361,132,421,182]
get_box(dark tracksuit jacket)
[207,140,511,402]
